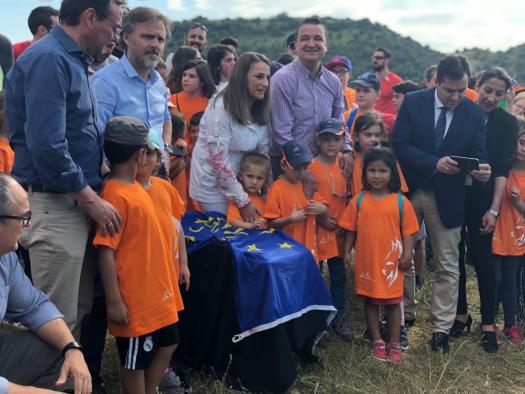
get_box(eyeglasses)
[0,210,32,227]
[372,56,385,60]
[332,68,350,75]
[97,10,122,36]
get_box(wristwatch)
[61,341,83,358]
[487,209,499,218]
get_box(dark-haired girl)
[340,148,419,363]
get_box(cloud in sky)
[1,0,522,52]
[165,0,524,52]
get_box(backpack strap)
[397,192,404,229]
[346,108,358,131]
[356,191,365,211]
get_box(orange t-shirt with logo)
[309,158,349,260]
[351,154,408,196]
[146,176,186,312]
[339,192,419,298]
[227,192,266,224]
[492,170,525,256]
[264,178,326,261]
[0,139,14,174]
[93,179,180,337]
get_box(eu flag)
[183,211,336,342]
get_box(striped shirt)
[269,59,347,156]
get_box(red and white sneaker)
[387,342,403,363]
[371,340,388,361]
[503,325,523,347]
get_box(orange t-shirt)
[227,192,266,224]
[309,158,349,260]
[93,179,180,337]
[339,192,419,299]
[171,169,188,207]
[0,139,14,174]
[492,170,525,256]
[351,154,408,196]
[344,110,396,138]
[169,92,208,127]
[464,88,478,103]
[146,176,186,311]
[264,178,326,261]
[344,87,356,110]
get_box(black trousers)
[0,330,64,390]
[457,185,498,326]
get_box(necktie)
[434,107,447,151]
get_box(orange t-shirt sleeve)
[227,201,242,223]
[263,183,283,219]
[397,162,409,193]
[0,150,8,173]
[338,196,358,231]
[93,192,127,250]
[169,184,186,220]
[401,196,420,237]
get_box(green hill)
[166,14,525,83]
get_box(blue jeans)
[327,257,347,315]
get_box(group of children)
[91,107,525,393]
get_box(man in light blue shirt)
[92,7,172,147]
[0,174,91,394]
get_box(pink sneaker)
[371,340,388,361]
[503,325,523,347]
[387,342,403,364]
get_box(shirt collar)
[52,26,93,65]
[294,59,324,80]
[434,89,447,111]
[120,54,159,83]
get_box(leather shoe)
[481,331,498,353]
[429,332,449,353]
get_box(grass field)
[102,265,525,393]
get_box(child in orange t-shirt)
[339,147,419,363]
[264,140,328,262]
[227,152,269,229]
[492,130,525,346]
[93,117,180,393]
[309,118,352,340]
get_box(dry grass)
[102,265,525,393]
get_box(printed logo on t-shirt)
[511,216,525,247]
[143,336,153,352]
[382,238,403,288]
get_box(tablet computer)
[450,155,480,171]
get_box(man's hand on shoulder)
[72,186,121,237]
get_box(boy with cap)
[346,72,396,137]
[325,56,356,110]
[264,140,328,262]
[309,118,352,340]
[93,116,181,394]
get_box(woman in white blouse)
[189,52,270,220]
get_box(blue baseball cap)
[351,72,380,91]
[281,140,312,169]
[318,118,345,136]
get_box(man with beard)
[372,47,403,115]
[92,7,173,146]
[184,22,208,53]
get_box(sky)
[1,0,523,53]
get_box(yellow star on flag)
[185,236,196,242]
[246,243,263,252]
[278,242,294,249]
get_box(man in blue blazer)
[392,55,490,352]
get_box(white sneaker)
[158,368,186,394]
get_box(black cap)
[350,72,381,91]
[105,116,150,146]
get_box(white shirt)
[434,90,454,139]
[189,95,269,205]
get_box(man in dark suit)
[392,55,490,352]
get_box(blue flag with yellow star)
[183,211,336,342]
